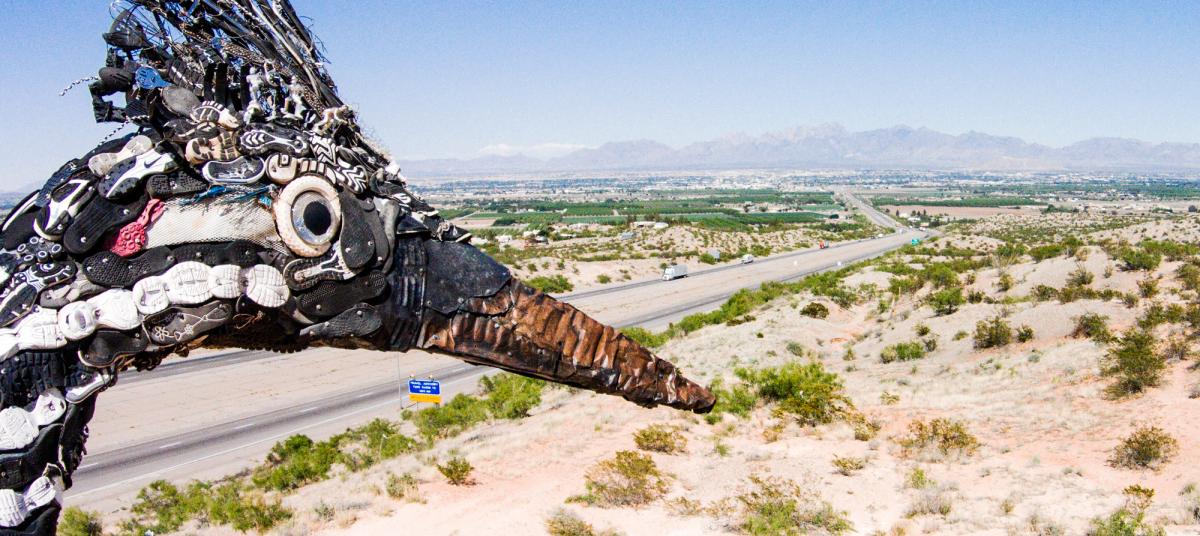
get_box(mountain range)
[397,124,1200,176]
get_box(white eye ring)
[274,176,341,257]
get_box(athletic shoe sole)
[296,270,385,318]
[63,192,147,255]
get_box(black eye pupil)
[303,202,331,235]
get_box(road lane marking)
[233,422,256,430]
[158,442,181,450]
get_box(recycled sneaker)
[82,330,147,368]
[283,248,354,291]
[238,124,309,156]
[162,117,219,144]
[0,253,18,289]
[202,156,266,184]
[86,135,152,177]
[0,475,60,528]
[27,388,65,427]
[242,265,289,308]
[0,263,78,328]
[185,131,240,164]
[14,309,66,351]
[63,191,148,255]
[108,198,166,257]
[145,301,232,345]
[82,246,171,287]
[64,369,111,404]
[190,101,242,130]
[299,303,381,339]
[32,177,94,240]
[172,240,261,267]
[37,276,105,309]
[164,262,213,305]
[162,85,201,116]
[100,149,178,199]
[0,408,37,451]
[0,332,17,362]
[0,424,60,490]
[132,276,170,314]
[86,289,140,330]
[147,173,208,198]
[208,265,243,299]
[55,302,97,341]
[14,237,63,266]
[296,270,385,318]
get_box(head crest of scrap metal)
[0,2,713,532]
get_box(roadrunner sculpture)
[0,2,714,532]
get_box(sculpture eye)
[274,176,341,256]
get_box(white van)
[741,254,755,264]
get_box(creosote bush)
[735,362,853,426]
[545,508,618,536]
[736,475,853,535]
[1072,313,1112,342]
[973,316,1013,349]
[525,274,574,293]
[881,341,926,363]
[633,424,687,454]
[831,455,867,476]
[800,302,829,319]
[59,507,105,536]
[1090,485,1166,536]
[571,450,670,507]
[384,472,421,502]
[1016,324,1035,343]
[437,456,475,485]
[928,287,965,316]
[1109,426,1178,471]
[899,418,981,459]
[705,378,758,424]
[123,480,291,535]
[1101,330,1165,397]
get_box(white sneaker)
[87,289,140,330]
[133,276,170,314]
[243,265,289,308]
[56,302,98,341]
[27,388,65,427]
[15,308,65,350]
[65,370,111,404]
[165,262,213,305]
[0,330,17,361]
[208,265,243,299]
[0,476,61,528]
[0,489,26,527]
[86,135,152,177]
[0,408,36,451]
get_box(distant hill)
[397,124,1200,176]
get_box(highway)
[68,194,920,512]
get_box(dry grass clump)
[570,450,670,507]
[383,472,422,503]
[1108,426,1178,471]
[831,455,867,476]
[544,508,620,536]
[633,424,687,454]
[898,418,981,459]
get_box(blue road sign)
[408,379,442,403]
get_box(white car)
[741,254,755,264]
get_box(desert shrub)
[831,455,867,476]
[385,472,421,501]
[736,362,853,426]
[124,480,290,534]
[1030,244,1064,261]
[252,435,342,491]
[924,264,959,289]
[1121,249,1162,272]
[1017,325,1035,343]
[997,272,1015,292]
[1109,426,1178,471]
[928,287,965,316]
[915,323,931,337]
[785,341,809,357]
[1101,330,1165,396]
[1072,313,1112,342]
[1137,278,1159,299]
[596,274,612,284]
[800,302,829,319]
[1177,262,1200,291]
[60,507,104,536]
[922,337,938,352]
[633,424,687,454]
[572,451,670,507]
[339,419,417,469]
[880,391,900,405]
[1090,485,1165,536]
[620,326,671,348]
[736,475,853,535]
[437,456,475,485]
[849,413,881,441]
[973,316,1013,349]
[1069,266,1095,287]
[545,508,616,536]
[967,290,986,303]
[1161,337,1190,361]
[699,253,719,264]
[899,418,980,458]
[706,378,759,423]
[881,341,926,363]
[526,274,574,293]
[1033,284,1058,301]
[480,373,546,419]
[905,467,934,489]
[1136,302,1185,330]
[953,330,967,341]
[409,394,489,440]
[907,489,954,517]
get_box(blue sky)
[1,1,1198,187]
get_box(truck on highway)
[662,264,688,280]
[740,254,755,264]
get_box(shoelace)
[109,199,166,257]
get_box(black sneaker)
[145,301,233,345]
[0,424,60,490]
[0,351,67,409]
[162,117,219,144]
[336,190,375,270]
[299,303,381,338]
[283,247,354,291]
[13,238,63,266]
[147,173,208,198]
[201,156,265,184]
[32,178,94,240]
[296,270,385,318]
[81,330,148,368]
[82,247,172,288]
[161,85,200,116]
[100,150,177,199]
[63,193,148,255]
[238,124,309,156]
[0,264,77,328]
[171,240,262,267]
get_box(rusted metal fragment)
[419,280,715,413]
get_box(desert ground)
[74,209,1200,536]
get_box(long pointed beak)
[416,280,715,413]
